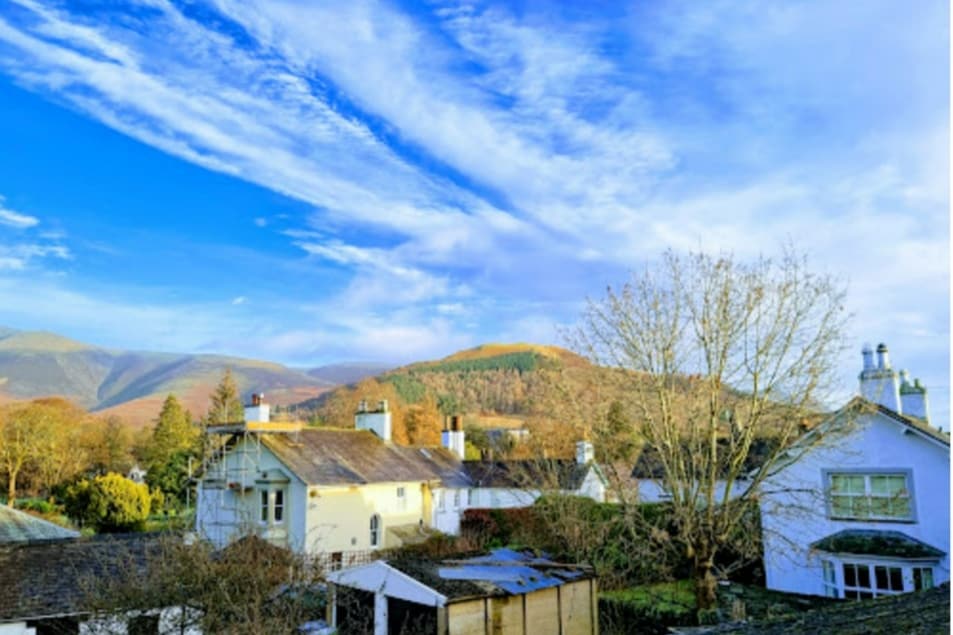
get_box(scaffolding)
[196,420,303,547]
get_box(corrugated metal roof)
[386,548,595,600]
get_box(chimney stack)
[576,440,594,465]
[355,398,392,441]
[899,372,930,423]
[441,415,466,460]
[859,342,900,413]
[244,393,270,423]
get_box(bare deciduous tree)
[570,248,847,610]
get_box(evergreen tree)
[144,394,199,504]
[206,369,244,424]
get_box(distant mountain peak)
[0,329,94,353]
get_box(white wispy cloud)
[0,0,945,413]
[0,197,39,228]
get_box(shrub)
[65,473,157,533]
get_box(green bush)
[64,473,159,533]
[600,581,697,635]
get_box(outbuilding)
[326,548,597,635]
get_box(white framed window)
[260,490,269,523]
[273,489,284,524]
[438,492,446,511]
[467,489,473,506]
[842,562,903,599]
[913,566,934,590]
[821,560,837,598]
[397,486,406,511]
[259,488,286,524]
[827,471,913,521]
[454,490,461,509]
[370,514,381,547]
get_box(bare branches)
[571,248,847,609]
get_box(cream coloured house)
[196,397,608,564]
[195,399,465,565]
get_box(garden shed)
[326,548,597,635]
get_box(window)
[370,514,381,547]
[273,489,284,523]
[913,567,934,590]
[260,488,286,524]
[454,490,461,509]
[438,492,446,511]
[828,472,912,520]
[821,560,837,598]
[842,562,903,599]
[397,486,406,511]
[467,489,473,506]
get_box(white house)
[431,440,609,535]
[631,439,776,504]
[196,399,465,565]
[197,398,610,553]
[760,343,949,599]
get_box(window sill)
[828,516,916,524]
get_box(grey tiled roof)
[0,533,162,622]
[261,429,468,487]
[694,583,950,635]
[811,529,945,559]
[462,459,592,490]
[0,505,79,543]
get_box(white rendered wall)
[760,412,950,597]
[196,436,305,550]
[0,624,34,635]
[637,479,741,504]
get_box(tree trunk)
[693,555,718,612]
[6,472,16,507]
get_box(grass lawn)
[602,579,695,613]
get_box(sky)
[0,1,948,418]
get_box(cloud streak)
[0,0,945,414]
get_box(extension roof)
[0,505,79,543]
[462,459,596,490]
[0,533,163,622]
[631,438,780,480]
[811,529,945,560]
[260,428,468,487]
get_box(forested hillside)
[297,343,631,457]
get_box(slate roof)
[0,533,162,622]
[261,429,467,486]
[462,459,593,490]
[631,438,780,479]
[866,398,950,446]
[386,548,594,602]
[811,530,945,560]
[692,583,950,635]
[0,505,79,543]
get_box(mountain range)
[0,327,391,426]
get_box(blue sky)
[0,1,948,417]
